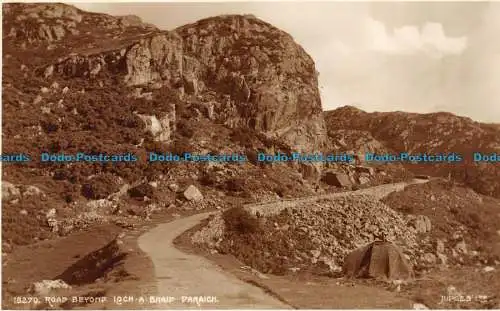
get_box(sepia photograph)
[2,1,500,309]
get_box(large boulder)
[412,215,432,234]
[51,14,327,153]
[323,171,352,188]
[183,185,203,201]
[136,112,174,143]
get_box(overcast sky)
[73,2,500,123]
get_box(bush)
[222,207,261,234]
[81,173,119,200]
[176,119,195,138]
[127,183,154,199]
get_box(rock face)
[49,14,327,152]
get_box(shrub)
[170,137,193,155]
[222,207,261,234]
[127,183,154,199]
[176,119,195,138]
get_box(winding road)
[138,212,290,309]
[138,178,430,309]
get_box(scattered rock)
[447,285,461,296]
[413,215,432,234]
[483,266,495,273]
[44,65,54,78]
[23,185,44,197]
[136,113,174,143]
[168,183,179,192]
[29,279,71,296]
[413,303,429,310]
[86,199,114,210]
[355,166,375,176]
[310,249,321,259]
[46,208,58,233]
[357,176,370,185]
[454,240,467,254]
[183,185,203,201]
[191,213,224,248]
[436,239,446,253]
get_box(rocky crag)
[325,106,500,198]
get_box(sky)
[73,2,500,123]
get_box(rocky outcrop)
[55,237,126,285]
[3,3,82,43]
[46,14,327,152]
[323,171,352,188]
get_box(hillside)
[3,2,499,251]
[2,3,500,310]
[324,106,500,198]
[2,3,348,252]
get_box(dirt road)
[138,212,290,309]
